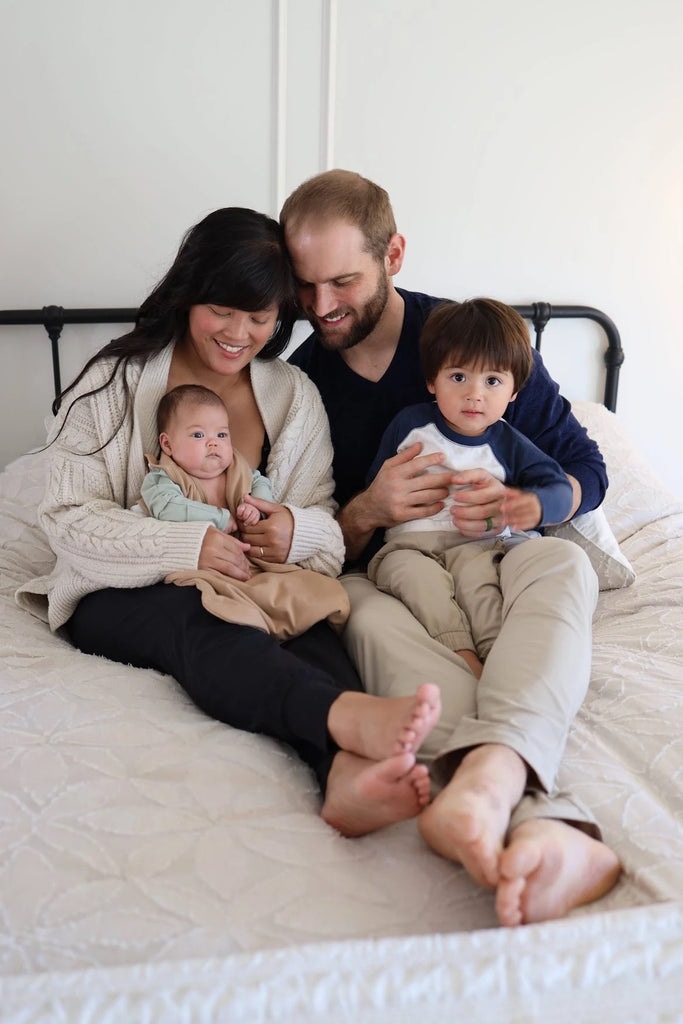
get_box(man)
[280,169,620,927]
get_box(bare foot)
[418,744,527,888]
[321,750,432,837]
[327,683,441,762]
[495,818,621,926]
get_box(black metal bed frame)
[0,303,625,411]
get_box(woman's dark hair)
[52,208,300,445]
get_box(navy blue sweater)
[289,287,607,515]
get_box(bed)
[1,305,682,1022]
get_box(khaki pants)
[342,536,601,836]
[368,530,529,659]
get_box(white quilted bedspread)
[1,401,682,1022]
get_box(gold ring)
[485,517,493,531]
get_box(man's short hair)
[280,169,397,262]
[419,299,534,393]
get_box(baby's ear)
[508,392,518,403]
[159,432,173,456]
[426,380,436,395]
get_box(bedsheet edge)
[1,900,681,1023]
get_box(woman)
[18,208,440,836]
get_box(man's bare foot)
[321,750,432,837]
[418,744,527,888]
[495,818,621,926]
[327,683,441,762]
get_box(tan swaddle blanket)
[146,451,349,640]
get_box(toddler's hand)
[500,487,542,532]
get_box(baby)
[140,384,350,640]
[141,383,272,534]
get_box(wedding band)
[259,546,264,557]
[485,517,493,531]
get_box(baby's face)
[160,402,233,479]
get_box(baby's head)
[158,384,233,479]
[419,299,533,435]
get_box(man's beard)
[313,272,389,352]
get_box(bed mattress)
[1,400,682,1021]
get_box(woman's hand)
[239,496,294,563]
[198,526,251,580]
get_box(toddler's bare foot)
[418,744,527,888]
[456,649,484,679]
[495,818,621,926]
[327,683,441,762]
[321,751,432,837]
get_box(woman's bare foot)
[417,744,527,888]
[495,818,621,926]
[327,683,441,762]
[321,750,432,837]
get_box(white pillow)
[570,400,682,544]
[545,507,635,591]
[542,401,637,591]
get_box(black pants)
[66,583,363,790]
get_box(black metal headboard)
[0,303,624,411]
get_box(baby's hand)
[236,500,261,527]
[224,514,238,535]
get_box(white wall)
[1,0,682,499]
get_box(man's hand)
[450,470,578,535]
[239,495,294,563]
[366,442,455,523]
[448,468,511,537]
[339,442,454,559]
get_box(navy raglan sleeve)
[497,425,575,525]
[505,350,607,515]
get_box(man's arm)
[336,491,382,562]
[564,474,582,518]
[506,350,607,516]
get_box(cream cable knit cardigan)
[17,345,345,631]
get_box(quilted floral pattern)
[1,402,682,1020]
